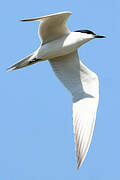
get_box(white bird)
[7,12,105,170]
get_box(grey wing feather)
[21,12,72,44]
[49,51,99,169]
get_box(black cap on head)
[74,30,106,38]
[74,30,96,35]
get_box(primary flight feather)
[7,11,105,169]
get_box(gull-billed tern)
[7,12,105,170]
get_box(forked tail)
[7,53,44,72]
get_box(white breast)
[36,32,87,60]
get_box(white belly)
[36,32,88,60]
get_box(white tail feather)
[7,54,33,72]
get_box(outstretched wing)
[49,51,99,169]
[21,12,72,44]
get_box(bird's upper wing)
[21,12,72,44]
[49,51,99,169]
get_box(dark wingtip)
[20,17,41,22]
[20,18,35,22]
[20,19,30,22]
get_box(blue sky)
[0,0,119,179]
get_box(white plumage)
[7,12,105,170]
[49,51,99,169]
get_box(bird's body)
[7,12,105,170]
[36,32,93,60]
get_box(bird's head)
[74,30,106,43]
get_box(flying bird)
[7,12,105,170]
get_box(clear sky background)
[0,0,119,179]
